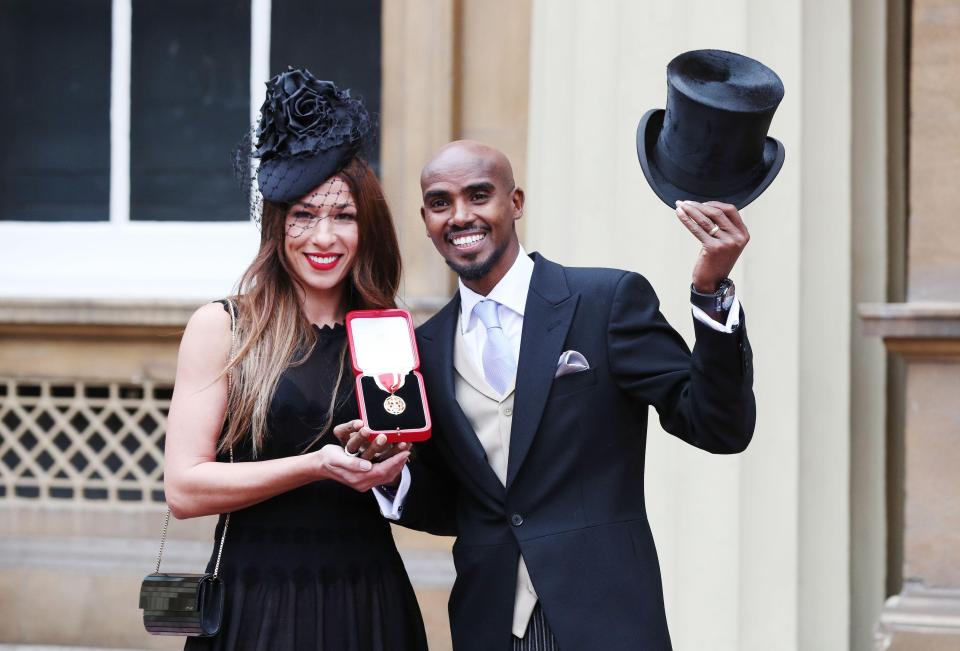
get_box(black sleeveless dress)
[185,318,427,651]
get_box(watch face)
[720,280,736,311]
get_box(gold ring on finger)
[708,224,720,236]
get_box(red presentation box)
[345,309,432,442]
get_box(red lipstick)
[304,253,342,271]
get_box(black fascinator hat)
[235,67,373,217]
[636,49,785,209]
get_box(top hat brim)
[636,108,785,210]
[257,141,356,204]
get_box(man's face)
[420,149,522,285]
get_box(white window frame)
[0,0,271,300]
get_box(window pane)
[270,0,382,173]
[0,0,111,221]
[130,0,250,221]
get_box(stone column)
[861,306,960,649]
[381,0,532,321]
[380,3,532,649]
[861,0,960,648]
[525,0,895,648]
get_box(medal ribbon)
[375,372,404,394]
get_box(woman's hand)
[314,442,409,492]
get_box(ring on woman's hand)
[345,447,362,457]
[708,223,720,236]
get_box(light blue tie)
[473,299,517,395]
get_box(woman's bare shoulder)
[177,302,233,369]
[186,301,232,335]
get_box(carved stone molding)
[860,302,960,359]
[0,298,200,326]
[875,583,960,650]
[0,297,445,335]
[0,298,199,341]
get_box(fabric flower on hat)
[233,67,376,214]
[254,67,371,161]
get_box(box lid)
[345,308,420,375]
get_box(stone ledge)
[0,296,450,330]
[860,302,960,338]
[860,303,960,357]
[0,299,202,327]
[875,583,960,647]
[0,646,145,651]
[0,535,456,588]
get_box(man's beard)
[445,239,508,281]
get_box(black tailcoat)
[401,253,755,650]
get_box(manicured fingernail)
[359,460,372,470]
[376,434,387,445]
[675,200,682,207]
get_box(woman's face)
[283,175,359,298]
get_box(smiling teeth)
[452,233,486,246]
[308,255,338,264]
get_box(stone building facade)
[2,1,958,650]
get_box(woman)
[163,68,427,650]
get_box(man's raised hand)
[675,200,750,292]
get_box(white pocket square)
[555,350,590,378]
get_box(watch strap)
[690,278,735,318]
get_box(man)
[350,139,754,650]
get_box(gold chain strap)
[153,508,170,574]
[154,298,237,578]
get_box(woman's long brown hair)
[220,157,401,456]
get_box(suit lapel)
[506,254,578,488]
[418,295,504,501]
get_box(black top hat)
[636,49,785,209]
[238,68,373,206]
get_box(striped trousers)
[512,603,561,650]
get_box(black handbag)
[139,525,227,636]
[139,299,237,637]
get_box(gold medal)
[376,373,407,416]
[384,394,406,415]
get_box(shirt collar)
[459,244,533,334]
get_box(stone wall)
[0,302,455,649]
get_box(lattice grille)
[0,378,170,506]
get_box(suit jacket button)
[511,513,524,527]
